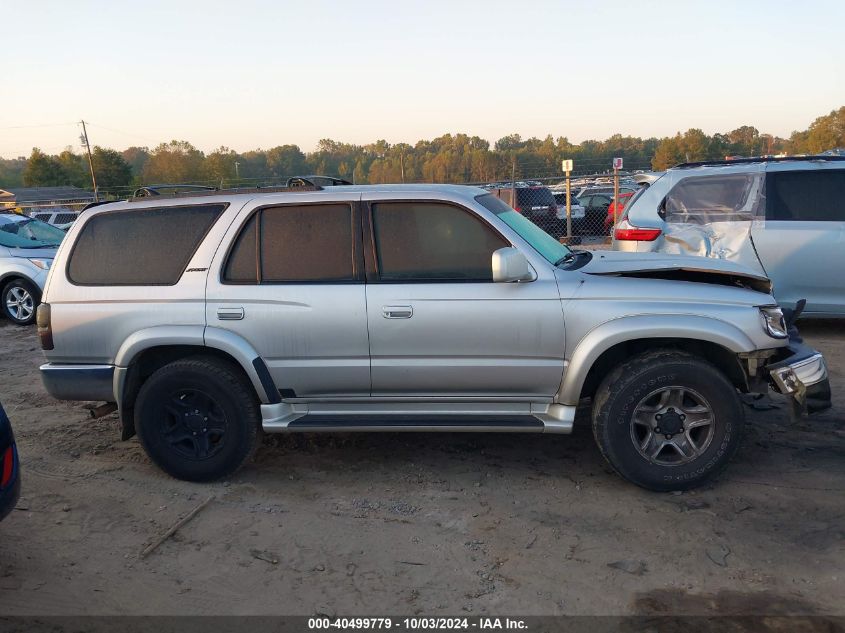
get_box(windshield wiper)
[554,252,578,266]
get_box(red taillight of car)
[514,206,522,214]
[1,446,13,488]
[37,303,53,350]
[614,226,662,241]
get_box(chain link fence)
[476,172,646,243]
[8,167,650,240]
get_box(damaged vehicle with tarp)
[613,155,845,318]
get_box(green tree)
[121,146,150,181]
[22,148,67,186]
[0,157,27,188]
[204,146,239,184]
[57,149,89,187]
[787,106,845,154]
[142,140,206,183]
[92,147,133,189]
[266,145,306,179]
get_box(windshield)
[475,194,570,264]
[0,214,65,249]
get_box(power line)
[0,122,77,130]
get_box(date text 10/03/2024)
[307,617,528,630]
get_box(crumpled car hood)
[581,250,772,293]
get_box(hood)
[579,250,772,294]
[9,246,58,259]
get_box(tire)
[2,279,39,325]
[135,356,262,482]
[592,350,744,492]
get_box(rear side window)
[68,204,225,285]
[767,170,845,221]
[372,202,508,281]
[223,204,355,283]
[664,174,758,223]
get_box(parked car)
[575,184,639,198]
[29,210,79,231]
[486,185,562,236]
[604,191,634,232]
[614,155,845,317]
[37,184,830,491]
[0,400,21,521]
[551,191,586,234]
[0,212,64,325]
[576,193,614,235]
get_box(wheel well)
[119,345,257,440]
[579,338,747,401]
[0,274,38,291]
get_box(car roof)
[79,183,492,216]
[672,155,845,169]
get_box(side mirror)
[492,247,534,282]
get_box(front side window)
[372,202,508,281]
[68,204,224,285]
[767,169,845,222]
[223,203,355,283]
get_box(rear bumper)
[766,344,832,413]
[40,363,115,402]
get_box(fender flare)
[558,314,757,404]
[113,325,277,406]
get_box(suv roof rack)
[133,184,218,198]
[674,155,845,169]
[128,183,323,202]
[286,175,352,187]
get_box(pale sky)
[1,0,843,158]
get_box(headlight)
[759,306,788,339]
[28,258,53,270]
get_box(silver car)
[614,156,845,317]
[36,184,830,490]
[0,213,63,325]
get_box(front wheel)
[2,279,39,325]
[592,350,744,491]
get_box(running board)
[260,401,575,434]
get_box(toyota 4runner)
[37,184,831,490]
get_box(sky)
[1,0,844,158]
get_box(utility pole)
[79,120,99,202]
[234,161,240,181]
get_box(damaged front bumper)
[766,343,832,414]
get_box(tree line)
[1,106,842,194]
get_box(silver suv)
[37,184,831,490]
[614,156,845,316]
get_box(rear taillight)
[614,227,662,241]
[1,446,13,488]
[37,303,53,350]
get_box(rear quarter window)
[67,204,225,285]
[664,174,760,224]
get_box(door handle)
[382,305,413,319]
[217,307,245,321]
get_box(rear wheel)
[2,279,39,325]
[135,357,261,481]
[592,350,744,491]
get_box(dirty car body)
[36,184,831,491]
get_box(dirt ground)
[0,319,843,617]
